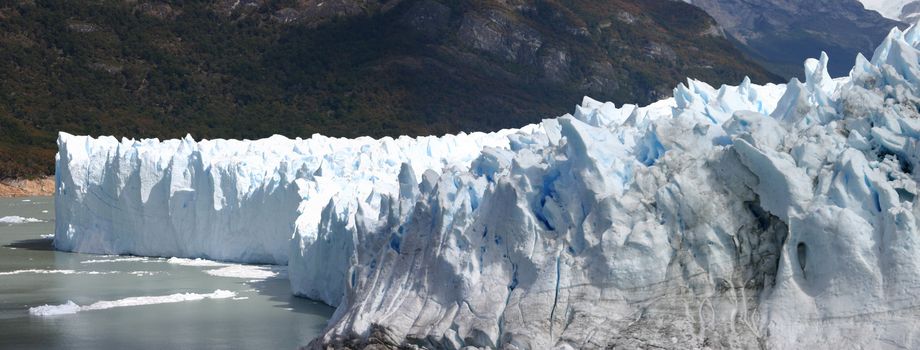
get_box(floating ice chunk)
[0,269,114,276]
[127,271,160,277]
[204,265,284,280]
[0,216,42,224]
[166,257,282,279]
[81,257,151,264]
[30,301,81,316]
[166,258,231,267]
[29,290,236,316]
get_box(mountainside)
[686,0,904,78]
[860,0,920,22]
[0,0,779,179]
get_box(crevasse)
[56,24,920,349]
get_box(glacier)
[53,24,920,349]
[54,130,530,264]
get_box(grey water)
[0,196,333,350]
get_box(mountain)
[0,0,779,179]
[686,0,905,78]
[860,0,920,22]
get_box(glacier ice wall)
[55,24,920,350]
[55,131,530,264]
[303,34,920,349]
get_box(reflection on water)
[0,196,333,350]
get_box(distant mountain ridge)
[860,0,920,23]
[0,0,778,179]
[686,0,905,78]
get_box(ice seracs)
[55,129,530,265]
[55,23,920,349]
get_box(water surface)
[0,196,333,349]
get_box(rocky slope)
[687,0,905,78]
[0,177,54,197]
[0,0,778,179]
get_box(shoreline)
[0,177,54,197]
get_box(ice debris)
[29,290,236,316]
[0,216,42,224]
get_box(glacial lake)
[0,196,333,349]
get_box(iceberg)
[54,24,920,349]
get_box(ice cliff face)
[54,131,527,264]
[56,25,920,349]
